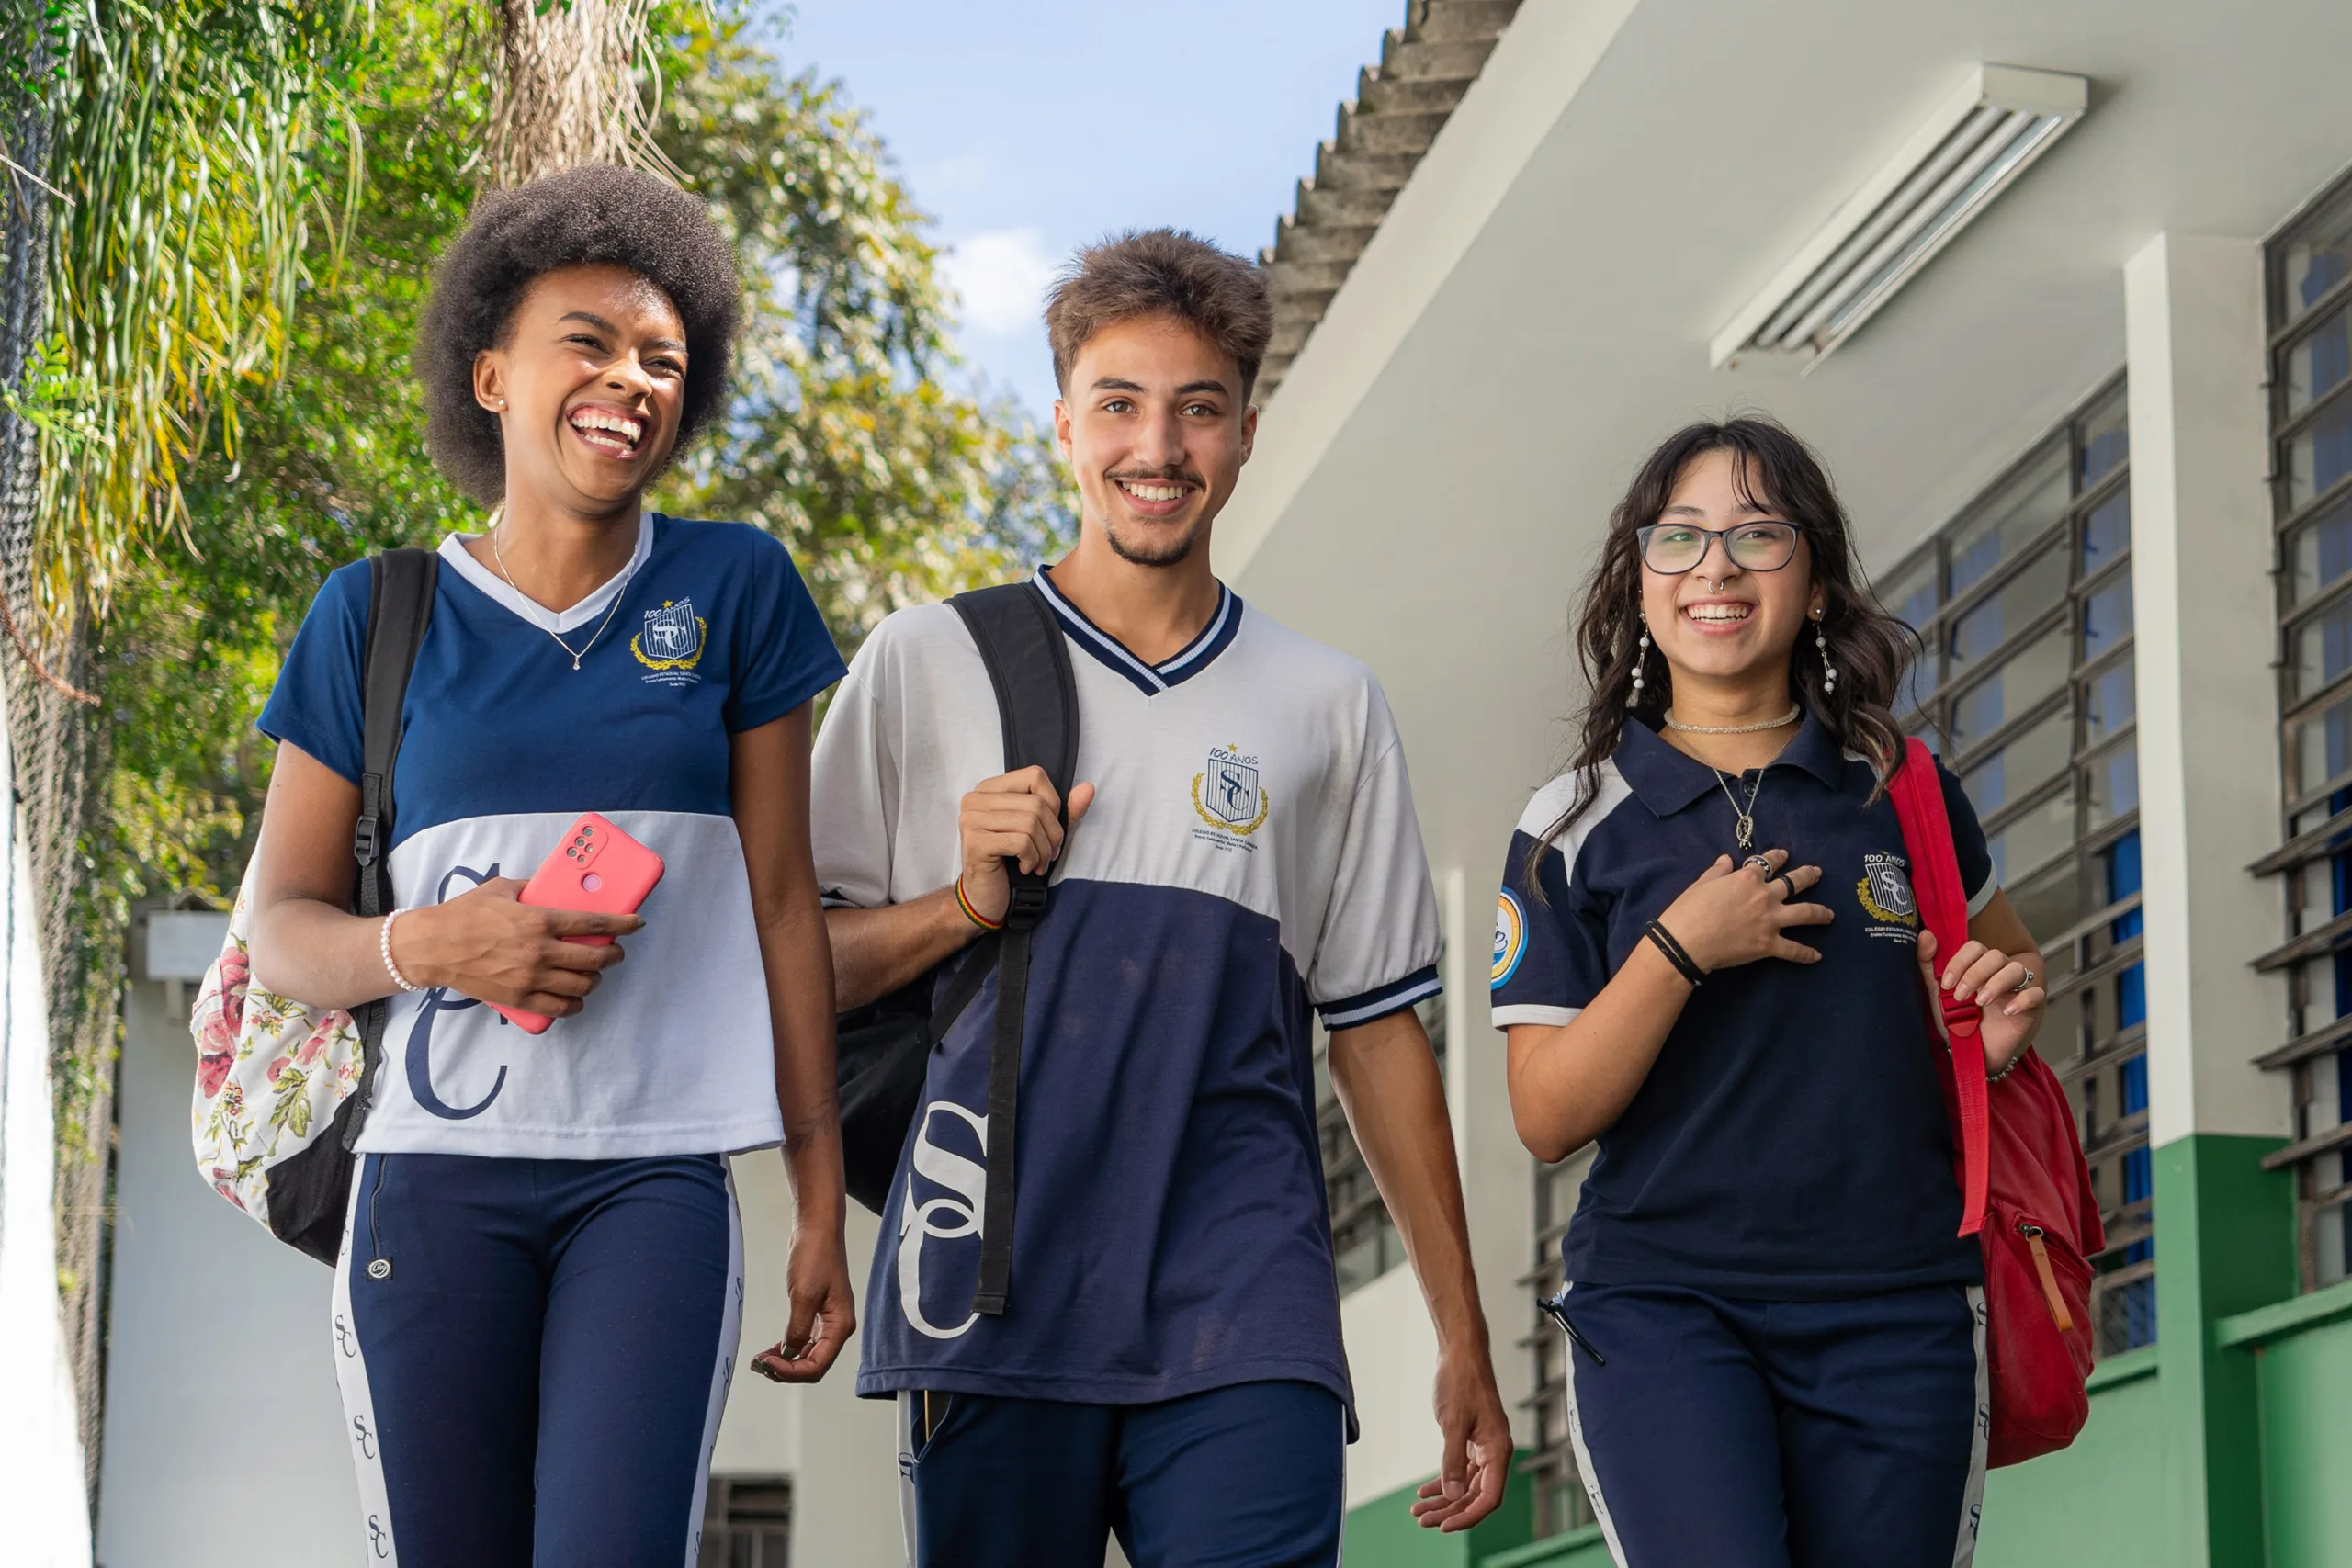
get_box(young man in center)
[807,230,1510,1564]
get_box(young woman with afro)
[244,164,854,1564]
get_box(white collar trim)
[438,511,653,635]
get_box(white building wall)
[97,977,356,1567]
[2122,231,2294,1145]
[97,977,904,1566]
[0,727,96,1567]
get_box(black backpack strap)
[947,581,1080,1317]
[344,547,438,1148]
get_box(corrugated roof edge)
[1257,0,1526,399]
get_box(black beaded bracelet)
[1645,919,1706,987]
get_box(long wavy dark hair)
[1524,417,1919,893]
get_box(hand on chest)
[1619,795,1925,964]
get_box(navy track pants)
[331,1151,743,1567]
[899,1379,1347,1568]
[1558,1280,1988,1568]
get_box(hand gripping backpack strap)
[1888,736,1989,1237]
[947,581,1080,1317]
[345,548,439,1146]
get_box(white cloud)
[941,229,1058,339]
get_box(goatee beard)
[1104,517,1199,568]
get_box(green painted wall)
[1484,1524,1611,1567]
[1976,1357,2168,1566]
[2152,1133,2299,1568]
[1339,1455,1536,1567]
[1376,1302,2352,1568]
[2253,1301,2352,1568]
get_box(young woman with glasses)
[243,164,853,1565]
[1490,419,2048,1567]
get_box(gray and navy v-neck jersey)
[1492,715,1995,1298]
[813,569,1442,1415]
[258,513,846,1159]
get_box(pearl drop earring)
[1627,616,1650,709]
[1815,612,1838,696]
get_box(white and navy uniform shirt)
[259,513,846,1159]
[814,569,1442,1415]
[1491,714,1994,1297]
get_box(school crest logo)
[633,598,706,686]
[1191,743,1271,845]
[1857,851,1919,941]
[1492,889,1528,987]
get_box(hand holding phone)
[491,814,664,1034]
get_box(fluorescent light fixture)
[1712,64,2089,372]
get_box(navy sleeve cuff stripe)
[1318,965,1442,1029]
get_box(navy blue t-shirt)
[1490,714,1992,1297]
[255,513,846,1159]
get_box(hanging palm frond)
[25,0,361,631]
[485,0,679,188]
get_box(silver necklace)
[490,516,635,671]
[1665,705,1802,735]
[1713,768,1766,851]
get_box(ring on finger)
[2014,968,2038,991]
[1742,854,1773,875]
[1771,870,1797,899]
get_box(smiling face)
[471,262,687,515]
[1053,313,1256,567]
[1637,446,1822,694]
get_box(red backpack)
[1889,738,2104,1468]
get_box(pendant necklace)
[490,513,635,671]
[1713,767,1767,852]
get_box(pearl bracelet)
[380,910,423,994]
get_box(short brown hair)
[1045,230,1273,402]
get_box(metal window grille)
[2256,164,2352,1292]
[1317,989,1446,1296]
[1519,1149,1596,1540]
[698,1476,791,1568]
[1885,372,2152,1354]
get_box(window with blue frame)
[2258,169,2352,1292]
[1884,373,2154,1352]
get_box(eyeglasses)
[1635,520,1804,575]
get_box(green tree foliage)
[651,6,1070,655]
[25,0,367,624]
[101,0,487,906]
[112,0,1071,914]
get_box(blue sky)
[770,0,1406,417]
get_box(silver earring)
[1815,613,1838,696]
[1627,618,1650,709]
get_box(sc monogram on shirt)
[1857,851,1921,942]
[631,597,706,688]
[1190,742,1272,852]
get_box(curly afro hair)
[417,164,741,504]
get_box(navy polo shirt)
[1490,713,1992,1298]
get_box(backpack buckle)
[352,815,382,867]
[1005,879,1050,931]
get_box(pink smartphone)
[491,813,664,1034]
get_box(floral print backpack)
[190,883,366,1253]
[186,549,437,1263]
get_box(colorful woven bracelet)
[955,874,1004,932]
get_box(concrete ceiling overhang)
[1216,0,2352,874]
